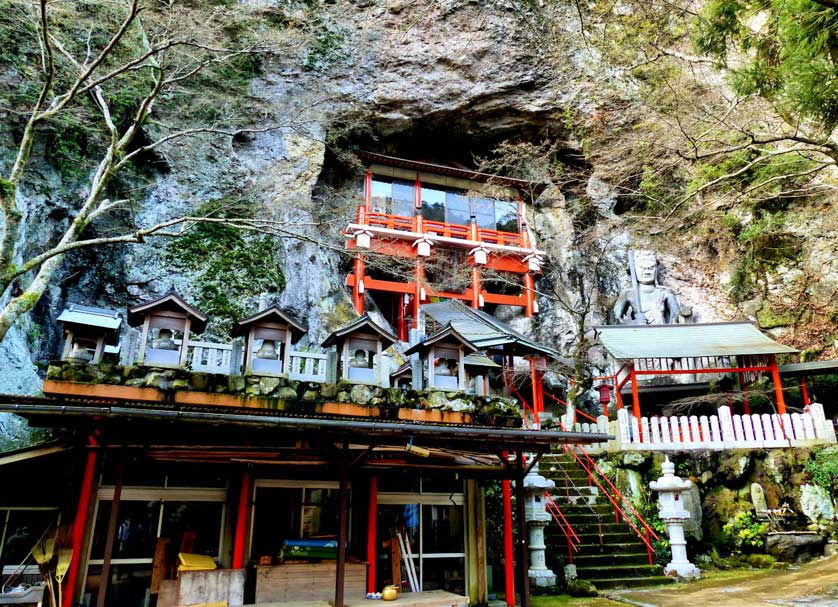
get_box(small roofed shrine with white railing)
[569,322,837,452]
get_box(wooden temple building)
[0,283,603,607]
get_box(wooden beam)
[334,441,349,607]
[96,450,123,607]
[515,450,530,607]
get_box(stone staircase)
[540,451,675,590]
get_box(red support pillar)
[738,373,751,415]
[523,273,535,318]
[630,365,641,439]
[353,255,365,314]
[366,476,378,594]
[232,471,251,569]
[63,434,99,607]
[502,479,515,607]
[801,376,811,407]
[770,355,787,415]
[364,170,372,211]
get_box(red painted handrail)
[511,388,536,428]
[542,392,598,423]
[560,440,659,565]
[544,491,580,563]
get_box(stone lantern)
[650,457,701,579]
[322,314,397,386]
[523,464,557,587]
[128,290,207,368]
[403,324,477,392]
[57,304,122,364]
[233,306,306,376]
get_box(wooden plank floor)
[249,590,469,607]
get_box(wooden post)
[366,475,378,594]
[335,442,349,607]
[232,470,251,569]
[61,330,75,360]
[137,317,150,364]
[92,336,106,364]
[458,347,465,392]
[364,170,372,213]
[523,273,535,318]
[515,451,530,607]
[63,435,99,607]
[353,255,366,314]
[428,345,435,389]
[96,451,123,607]
[529,359,540,428]
[283,329,293,377]
[179,317,192,367]
[630,364,641,439]
[801,376,811,406]
[502,479,515,607]
[770,355,787,415]
[738,372,751,414]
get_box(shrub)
[722,510,768,554]
[804,445,838,492]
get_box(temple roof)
[57,304,122,332]
[233,305,306,341]
[404,324,478,356]
[594,322,798,360]
[778,359,838,377]
[321,313,398,348]
[127,290,208,333]
[421,300,560,359]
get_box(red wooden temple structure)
[595,322,798,425]
[344,152,545,341]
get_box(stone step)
[575,563,664,578]
[582,575,676,590]
[573,531,641,544]
[572,552,652,566]
[573,542,652,555]
[548,522,628,535]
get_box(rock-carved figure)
[152,329,178,350]
[350,348,371,368]
[255,340,278,360]
[613,250,681,325]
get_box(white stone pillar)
[650,457,700,580]
[524,463,557,587]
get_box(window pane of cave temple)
[445,191,470,227]
[391,179,415,217]
[421,186,446,223]
[471,197,497,230]
[371,179,392,214]
[495,200,519,232]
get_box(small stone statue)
[255,340,278,360]
[613,250,681,325]
[435,358,455,376]
[349,349,370,368]
[152,329,178,350]
[69,341,93,362]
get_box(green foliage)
[721,510,768,553]
[303,20,350,71]
[165,197,284,335]
[804,445,838,492]
[694,0,838,130]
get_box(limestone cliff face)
[0,0,834,410]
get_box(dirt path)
[608,556,838,607]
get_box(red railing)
[560,439,659,565]
[510,387,537,428]
[542,392,598,423]
[360,209,524,247]
[544,491,580,563]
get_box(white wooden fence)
[131,337,329,382]
[567,403,836,452]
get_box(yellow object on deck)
[177,552,218,572]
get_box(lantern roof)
[321,313,398,348]
[127,289,208,333]
[232,305,306,341]
[404,323,478,356]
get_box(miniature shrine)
[233,305,306,376]
[57,304,122,364]
[128,290,208,368]
[321,314,398,386]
